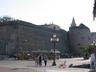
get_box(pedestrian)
[90,53,96,72]
[35,57,39,66]
[39,55,42,66]
[43,55,47,66]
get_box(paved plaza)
[0,58,90,72]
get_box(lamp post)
[50,34,59,66]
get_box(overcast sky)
[0,0,95,32]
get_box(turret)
[71,17,76,27]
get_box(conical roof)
[71,17,76,27]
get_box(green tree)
[81,45,96,59]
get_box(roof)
[78,23,89,29]
[71,17,76,27]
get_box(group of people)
[35,55,47,66]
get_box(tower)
[71,17,76,27]
[68,18,91,56]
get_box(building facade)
[68,18,91,56]
[0,18,96,59]
[0,20,69,59]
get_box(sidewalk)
[0,57,90,72]
[0,67,90,72]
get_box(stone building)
[68,18,91,56]
[0,20,69,59]
[0,18,96,59]
[91,32,96,42]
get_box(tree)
[0,16,15,23]
[81,45,96,59]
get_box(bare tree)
[0,16,15,23]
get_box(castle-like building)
[68,18,91,56]
[0,18,95,59]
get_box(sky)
[0,0,95,32]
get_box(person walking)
[90,53,96,72]
[39,55,42,66]
[43,55,47,66]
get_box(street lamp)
[50,34,59,66]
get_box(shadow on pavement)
[71,64,90,69]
